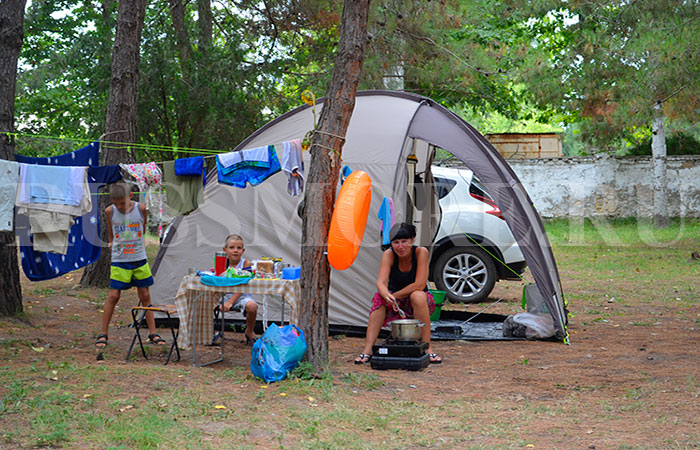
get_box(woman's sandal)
[95,334,108,348]
[428,353,442,364]
[354,354,372,364]
[148,334,166,346]
[244,335,258,346]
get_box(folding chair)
[126,304,180,365]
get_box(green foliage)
[290,361,316,380]
[16,0,563,160]
[519,0,700,149]
[624,133,700,156]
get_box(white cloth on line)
[218,146,269,170]
[281,139,304,196]
[0,160,19,231]
[15,164,92,217]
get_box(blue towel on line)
[174,156,204,176]
[378,197,394,246]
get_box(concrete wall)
[448,155,700,218]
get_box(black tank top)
[388,246,427,292]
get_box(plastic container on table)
[282,266,301,280]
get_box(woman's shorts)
[110,260,154,290]
[370,291,435,327]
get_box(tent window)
[433,176,457,200]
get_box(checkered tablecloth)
[174,275,300,350]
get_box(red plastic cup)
[215,251,227,276]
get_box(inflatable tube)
[327,171,372,270]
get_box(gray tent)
[151,91,568,342]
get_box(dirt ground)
[2,266,699,449]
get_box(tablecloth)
[173,274,300,350]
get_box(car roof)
[432,165,474,184]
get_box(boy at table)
[218,234,258,345]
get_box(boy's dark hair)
[109,182,130,200]
[224,234,245,246]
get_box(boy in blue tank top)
[95,182,165,348]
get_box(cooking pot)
[390,319,425,341]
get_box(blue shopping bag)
[250,324,307,383]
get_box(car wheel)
[433,246,497,303]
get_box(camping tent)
[151,90,568,342]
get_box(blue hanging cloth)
[340,165,353,185]
[216,145,281,188]
[14,142,122,281]
[174,155,206,187]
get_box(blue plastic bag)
[250,324,307,383]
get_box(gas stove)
[372,338,428,357]
[370,338,430,371]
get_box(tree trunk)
[651,101,669,228]
[299,0,370,370]
[0,0,27,317]
[80,0,147,287]
[196,0,212,54]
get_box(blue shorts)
[110,259,154,290]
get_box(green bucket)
[429,289,446,322]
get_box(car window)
[469,176,494,201]
[433,176,457,199]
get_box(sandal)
[354,354,372,365]
[428,353,442,364]
[148,334,166,346]
[95,334,108,348]
[245,335,258,346]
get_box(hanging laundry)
[84,164,122,185]
[0,159,19,232]
[174,155,206,187]
[282,139,304,196]
[378,197,396,246]
[16,165,91,220]
[163,160,203,215]
[216,145,281,189]
[340,165,353,185]
[218,146,269,175]
[15,142,99,166]
[119,162,163,237]
[27,211,74,254]
[26,165,85,206]
[16,165,91,215]
[14,142,124,281]
[174,156,204,176]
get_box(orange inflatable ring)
[327,171,372,270]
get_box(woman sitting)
[355,223,442,364]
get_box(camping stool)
[126,304,180,365]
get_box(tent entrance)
[397,138,441,249]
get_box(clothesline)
[6,132,222,156]
[4,131,351,167]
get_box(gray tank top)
[110,202,148,262]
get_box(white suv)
[429,166,527,303]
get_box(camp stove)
[370,338,430,371]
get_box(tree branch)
[396,26,502,76]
